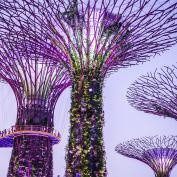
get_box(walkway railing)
[0,125,61,147]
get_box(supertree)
[115,136,177,177]
[127,65,177,120]
[0,0,177,176]
[0,36,70,176]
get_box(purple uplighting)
[127,65,177,120]
[0,37,70,176]
[0,0,177,176]
[116,136,177,177]
[0,125,61,147]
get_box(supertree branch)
[116,136,177,177]
[0,0,177,76]
[127,65,177,120]
[0,0,177,176]
[0,37,70,177]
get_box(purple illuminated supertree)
[0,36,70,176]
[127,65,177,120]
[0,0,177,176]
[116,136,177,177]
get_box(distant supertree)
[0,36,70,176]
[0,0,177,176]
[116,136,177,177]
[127,65,177,120]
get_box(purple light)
[76,172,81,177]
[127,65,177,120]
[0,33,70,176]
[0,0,177,176]
[0,125,61,147]
[0,0,177,75]
[116,136,177,176]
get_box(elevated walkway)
[0,125,61,147]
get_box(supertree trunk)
[155,173,169,177]
[66,72,106,177]
[7,104,54,177]
[8,136,53,177]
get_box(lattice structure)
[116,136,177,177]
[127,65,177,120]
[0,0,177,176]
[0,37,70,176]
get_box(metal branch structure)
[0,0,177,176]
[127,65,177,120]
[0,37,70,177]
[116,136,177,177]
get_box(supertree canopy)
[127,65,177,120]
[0,36,70,176]
[0,0,177,176]
[116,136,177,177]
